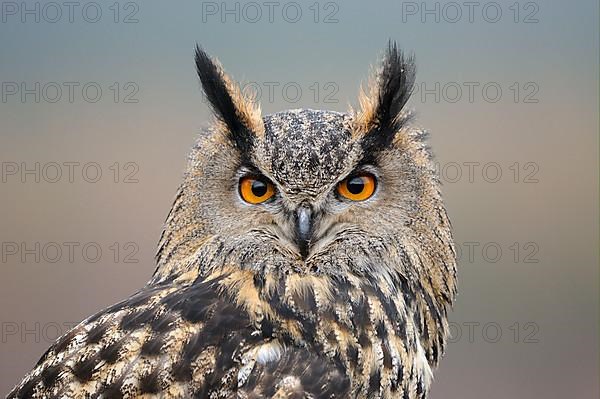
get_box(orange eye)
[337,173,377,201]
[239,175,275,204]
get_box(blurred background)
[0,0,598,397]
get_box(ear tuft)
[195,45,263,153]
[353,41,416,151]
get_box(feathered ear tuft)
[353,41,416,152]
[195,45,263,153]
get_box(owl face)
[197,108,417,265]
[154,43,454,287]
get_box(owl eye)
[337,173,377,201]
[239,175,275,204]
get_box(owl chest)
[247,296,432,398]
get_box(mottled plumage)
[8,42,457,399]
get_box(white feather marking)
[256,341,283,365]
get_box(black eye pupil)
[251,180,268,197]
[347,177,365,195]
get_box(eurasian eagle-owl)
[7,42,457,399]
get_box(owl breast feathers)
[8,42,457,399]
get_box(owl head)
[153,42,456,317]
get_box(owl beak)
[295,205,313,259]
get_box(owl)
[7,42,457,399]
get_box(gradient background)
[0,0,598,397]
